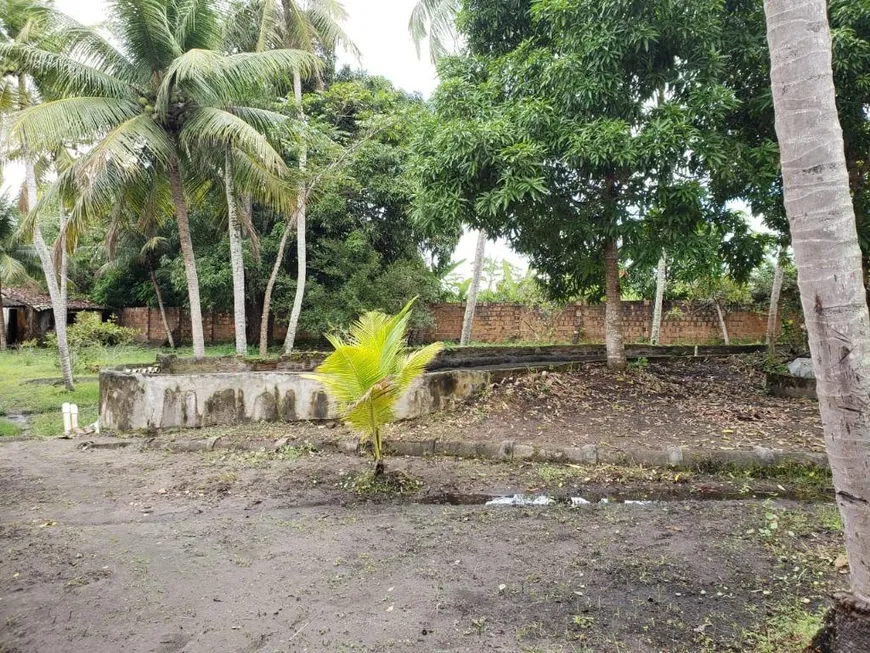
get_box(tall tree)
[243,0,357,355]
[2,0,318,359]
[409,0,484,346]
[765,0,870,648]
[765,248,785,356]
[1,0,75,387]
[412,0,744,368]
[649,252,666,345]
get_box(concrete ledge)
[77,435,830,471]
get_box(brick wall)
[417,300,780,345]
[117,300,782,346]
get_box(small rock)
[157,488,167,495]
[498,584,506,593]
[835,554,849,570]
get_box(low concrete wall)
[99,368,490,432]
[99,344,769,432]
[766,372,817,400]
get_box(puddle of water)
[422,487,830,507]
[488,495,654,507]
[486,494,554,506]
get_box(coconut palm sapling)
[307,299,443,476]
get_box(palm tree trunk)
[460,230,486,345]
[283,68,308,355]
[26,160,74,391]
[603,236,626,369]
[714,300,730,345]
[167,154,206,358]
[283,197,306,354]
[59,209,68,324]
[19,75,73,389]
[765,1,870,647]
[766,252,784,356]
[0,275,6,351]
[650,252,666,345]
[224,148,247,356]
[149,265,175,349]
[258,215,293,357]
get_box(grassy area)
[0,344,238,438]
[0,418,21,437]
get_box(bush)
[67,312,137,347]
[48,313,138,373]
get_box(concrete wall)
[99,367,490,432]
[99,344,766,432]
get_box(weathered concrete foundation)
[100,344,773,432]
[100,367,490,432]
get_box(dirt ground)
[0,438,845,653]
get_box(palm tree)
[1,0,77,388]
[1,0,319,359]
[765,0,870,646]
[103,186,178,349]
[307,299,443,476]
[241,0,357,356]
[0,193,36,351]
[410,0,484,346]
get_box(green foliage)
[0,194,37,289]
[411,0,752,303]
[627,357,649,371]
[307,299,443,473]
[715,0,870,257]
[67,312,136,347]
[47,312,137,373]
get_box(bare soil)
[0,438,844,652]
[397,356,824,454]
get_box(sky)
[42,0,527,276]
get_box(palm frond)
[0,42,137,99]
[306,299,443,448]
[180,106,287,174]
[109,0,180,71]
[173,0,221,53]
[408,0,460,63]
[7,97,140,151]
[156,47,319,113]
[306,0,359,59]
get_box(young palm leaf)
[307,299,443,476]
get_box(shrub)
[48,313,138,373]
[67,312,137,347]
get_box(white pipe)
[62,403,72,435]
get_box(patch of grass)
[0,345,234,437]
[706,462,832,493]
[742,603,825,653]
[0,418,21,437]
